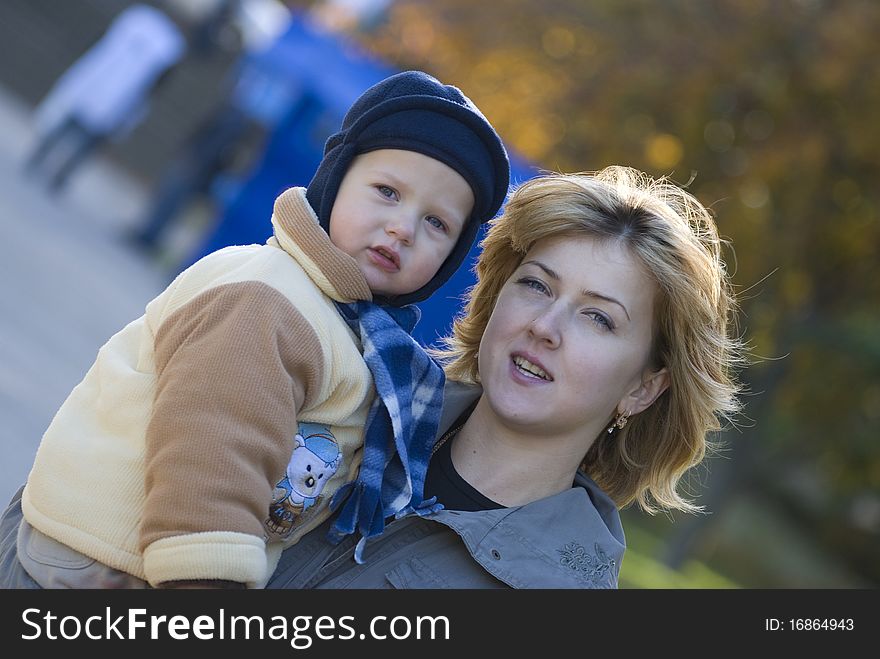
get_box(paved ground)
[0,86,169,505]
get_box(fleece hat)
[306,70,510,306]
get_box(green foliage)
[620,523,739,589]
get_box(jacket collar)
[431,482,624,588]
[431,380,626,588]
[270,187,372,303]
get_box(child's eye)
[515,277,549,295]
[376,185,398,200]
[425,215,447,233]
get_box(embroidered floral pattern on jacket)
[557,541,616,585]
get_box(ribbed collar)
[270,187,372,303]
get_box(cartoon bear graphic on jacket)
[267,423,341,537]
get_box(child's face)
[329,149,474,297]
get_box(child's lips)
[368,246,400,272]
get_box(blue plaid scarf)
[329,300,445,562]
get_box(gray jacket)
[265,381,625,589]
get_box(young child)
[1,70,510,588]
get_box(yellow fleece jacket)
[22,188,374,587]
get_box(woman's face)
[477,234,663,445]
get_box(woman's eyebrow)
[583,290,630,321]
[522,259,631,321]
[522,259,560,280]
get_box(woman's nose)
[527,304,562,347]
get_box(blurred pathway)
[0,86,166,505]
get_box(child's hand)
[158,579,246,589]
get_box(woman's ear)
[621,367,669,416]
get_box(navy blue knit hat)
[306,70,510,306]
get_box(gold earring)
[606,410,630,436]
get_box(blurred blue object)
[184,10,537,346]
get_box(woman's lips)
[509,353,554,384]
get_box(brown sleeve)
[140,282,324,549]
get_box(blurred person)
[125,0,294,254]
[311,0,394,33]
[22,3,186,194]
[0,70,510,588]
[264,166,745,588]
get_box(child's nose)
[385,212,416,245]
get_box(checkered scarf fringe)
[328,301,445,562]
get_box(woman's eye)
[585,311,613,331]
[425,215,447,232]
[516,277,549,294]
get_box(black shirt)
[423,405,504,512]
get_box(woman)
[266,165,743,589]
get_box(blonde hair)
[433,166,744,514]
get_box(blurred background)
[0,0,876,588]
